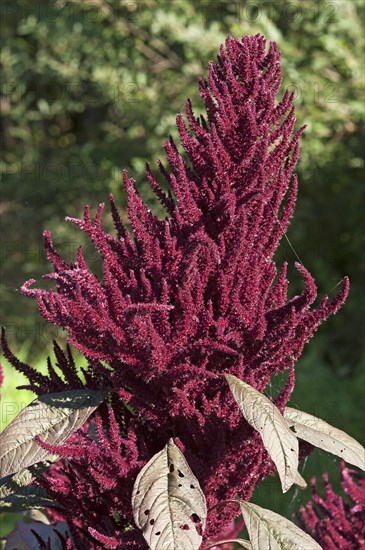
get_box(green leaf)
[0,389,107,478]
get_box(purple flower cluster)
[2,34,348,548]
[299,463,365,549]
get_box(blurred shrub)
[1,0,364,377]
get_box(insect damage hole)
[190,514,203,536]
[169,463,175,473]
[178,470,185,478]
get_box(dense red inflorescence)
[2,34,349,548]
[299,462,365,549]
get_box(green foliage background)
[1,0,364,541]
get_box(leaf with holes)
[284,407,365,471]
[132,438,207,550]
[239,501,322,549]
[0,389,107,478]
[223,374,300,493]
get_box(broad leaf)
[0,389,107,478]
[223,374,299,492]
[132,438,207,550]
[239,501,322,549]
[0,482,57,512]
[0,460,57,500]
[284,407,365,471]
[5,520,71,550]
